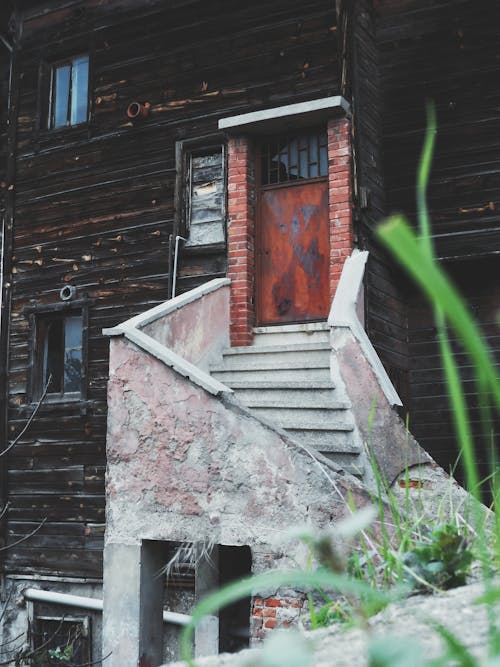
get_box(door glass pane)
[309,135,319,178]
[299,145,308,179]
[53,65,70,128]
[288,138,298,178]
[261,131,327,185]
[319,144,328,175]
[71,55,89,125]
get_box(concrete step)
[222,342,330,356]
[287,428,359,453]
[224,380,336,390]
[252,323,330,347]
[241,395,350,410]
[211,352,330,373]
[251,406,352,429]
[209,334,364,480]
[281,419,354,433]
[321,453,365,478]
[211,365,331,383]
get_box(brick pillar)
[327,117,354,300]
[227,136,255,347]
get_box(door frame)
[225,114,354,347]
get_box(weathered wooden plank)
[2,0,338,579]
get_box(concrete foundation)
[102,541,166,667]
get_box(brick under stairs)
[209,323,364,478]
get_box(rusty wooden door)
[257,181,329,325]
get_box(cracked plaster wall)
[142,285,230,371]
[105,336,373,559]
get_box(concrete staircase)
[209,323,365,478]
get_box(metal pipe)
[126,101,151,119]
[24,588,192,626]
[172,235,186,298]
[0,34,13,53]
[0,15,16,574]
[25,588,102,612]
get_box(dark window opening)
[158,541,252,661]
[260,130,328,186]
[35,312,83,399]
[32,616,91,666]
[49,55,89,128]
[219,545,252,653]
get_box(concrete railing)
[328,250,430,483]
[328,249,402,407]
[103,278,232,396]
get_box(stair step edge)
[244,401,351,410]
[284,423,355,432]
[215,380,336,389]
[211,360,330,371]
[314,444,362,454]
[222,342,331,355]
[253,323,330,334]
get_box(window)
[260,130,328,186]
[32,615,91,665]
[49,55,89,128]
[176,140,226,247]
[35,312,84,400]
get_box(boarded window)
[185,147,226,246]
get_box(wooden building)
[0,0,498,663]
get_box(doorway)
[256,130,330,325]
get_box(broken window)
[31,615,91,665]
[260,129,328,186]
[34,311,84,400]
[178,143,226,247]
[49,55,89,128]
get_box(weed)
[401,524,474,592]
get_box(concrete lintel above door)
[218,96,351,135]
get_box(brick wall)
[227,136,255,347]
[327,116,354,298]
[250,593,307,642]
[227,116,353,347]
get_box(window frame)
[29,611,92,666]
[174,134,228,249]
[258,127,329,188]
[25,300,90,405]
[47,53,90,130]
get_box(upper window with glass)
[49,55,89,129]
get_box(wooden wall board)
[2,0,338,578]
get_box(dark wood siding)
[378,0,500,259]
[340,0,410,406]
[365,0,500,482]
[407,257,500,487]
[3,0,338,577]
[365,247,411,408]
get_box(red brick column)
[226,120,353,347]
[327,117,354,300]
[227,136,255,347]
